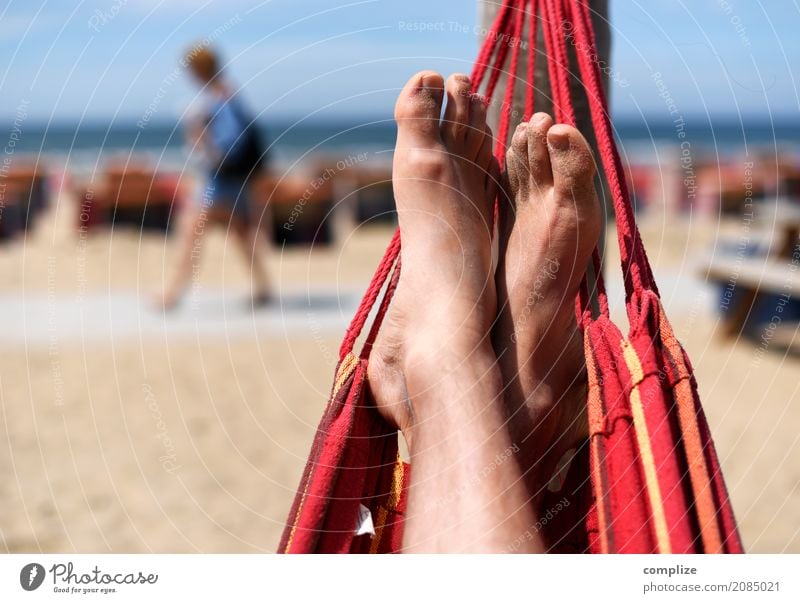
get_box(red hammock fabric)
[279,0,743,554]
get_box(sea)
[3,116,799,178]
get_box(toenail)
[471,94,488,109]
[420,74,441,90]
[548,130,570,151]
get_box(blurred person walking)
[155,44,271,310]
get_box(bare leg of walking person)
[230,219,272,307]
[154,203,209,311]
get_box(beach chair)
[78,163,182,233]
[251,166,335,246]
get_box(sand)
[0,196,797,553]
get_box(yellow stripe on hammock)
[622,341,672,554]
[369,454,405,554]
[657,308,723,553]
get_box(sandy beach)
[0,193,797,553]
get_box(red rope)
[565,0,657,297]
[495,0,529,161]
[486,5,524,104]
[471,0,514,88]
[592,248,609,316]
[523,0,539,121]
[361,258,402,360]
[543,0,577,127]
[539,0,562,123]
[339,228,400,359]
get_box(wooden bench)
[701,250,799,347]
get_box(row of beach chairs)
[70,160,396,245]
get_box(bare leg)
[230,219,272,305]
[493,114,601,510]
[405,347,542,552]
[368,71,540,552]
[154,205,209,311]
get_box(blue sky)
[1,0,798,123]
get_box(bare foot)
[367,71,501,446]
[248,289,273,310]
[151,288,184,312]
[492,113,602,501]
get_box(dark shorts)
[199,175,251,220]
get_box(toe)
[504,148,521,197]
[441,74,472,144]
[511,122,529,158]
[496,165,516,241]
[546,124,597,204]
[394,71,445,143]
[485,153,501,204]
[546,124,602,247]
[464,93,488,160]
[527,112,554,188]
[506,123,531,199]
[475,124,495,173]
[477,126,500,202]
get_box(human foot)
[151,288,184,312]
[492,113,602,501]
[366,71,501,445]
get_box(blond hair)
[184,44,219,82]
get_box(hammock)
[279,0,743,554]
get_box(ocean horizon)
[4,115,798,175]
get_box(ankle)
[400,340,501,447]
[402,330,494,383]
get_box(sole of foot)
[493,112,602,501]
